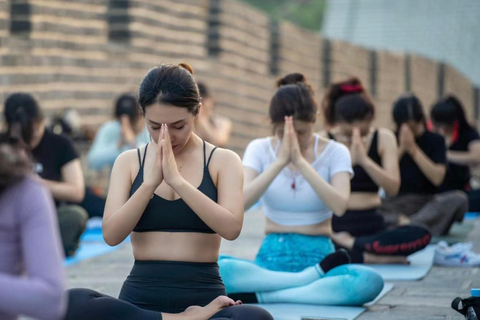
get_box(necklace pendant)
[291,181,295,189]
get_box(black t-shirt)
[442,127,480,191]
[399,131,447,194]
[32,129,79,188]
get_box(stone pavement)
[67,210,480,319]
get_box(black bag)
[452,296,480,318]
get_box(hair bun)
[276,73,306,88]
[178,63,194,75]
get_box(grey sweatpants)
[378,191,468,236]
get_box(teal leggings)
[218,234,384,306]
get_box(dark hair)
[114,93,140,123]
[392,93,425,131]
[269,73,317,124]
[197,82,210,99]
[431,95,473,132]
[138,63,201,116]
[322,77,374,125]
[0,135,31,195]
[3,93,43,145]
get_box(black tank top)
[329,130,381,193]
[130,141,217,233]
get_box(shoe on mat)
[434,241,480,267]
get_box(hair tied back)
[340,84,363,93]
[178,63,194,75]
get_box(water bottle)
[467,289,480,320]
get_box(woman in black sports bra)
[320,77,431,264]
[66,64,273,320]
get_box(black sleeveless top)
[130,141,217,233]
[329,130,381,193]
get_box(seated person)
[320,78,431,264]
[0,134,66,319]
[430,95,480,213]
[3,93,88,257]
[218,73,384,306]
[378,94,467,236]
[65,63,272,320]
[88,93,150,170]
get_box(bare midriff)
[348,192,381,210]
[131,232,221,262]
[265,217,333,237]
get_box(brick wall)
[0,0,477,157]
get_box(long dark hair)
[138,63,201,116]
[3,93,43,146]
[392,93,425,132]
[431,95,473,133]
[269,73,318,126]
[0,136,31,195]
[322,77,374,125]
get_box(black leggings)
[65,289,272,320]
[333,209,431,263]
[65,260,272,320]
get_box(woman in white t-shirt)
[218,74,383,306]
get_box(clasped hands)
[145,124,183,189]
[276,116,305,168]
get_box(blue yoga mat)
[367,245,436,281]
[465,212,480,220]
[253,284,394,320]
[64,242,119,267]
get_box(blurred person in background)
[0,135,66,320]
[195,82,232,147]
[218,73,384,306]
[430,95,480,213]
[321,78,431,264]
[3,93,87,257]
[84,94,149,221]
[87,93,149,170]
[377,94,468,238]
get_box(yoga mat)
[431,222,474,245]
[64,242,119,267]
[253,284,394,320]
[465,212,480,221]
[367,245,436,281]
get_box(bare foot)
[181,296,242,320]
[364,253,410,265]
[331,232,355,249]
[398,215,411,226]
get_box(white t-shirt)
[243,135,353,226]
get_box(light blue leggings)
[219,233,384,306]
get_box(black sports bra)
[130,141,217,233]
[329,130,381,193]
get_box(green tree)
[240,0,326,31]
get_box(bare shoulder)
[209,146,241,167]
[112,149,139,181]
[377,128,397,153]
[378,127,396,143]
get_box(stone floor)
[66,210,480,319]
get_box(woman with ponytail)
[320,78,431,264]
[217,73,383,307]
[3,93,88,257]
[0,137,66,320]
[431,95,480,212]
[66,63,272,320]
